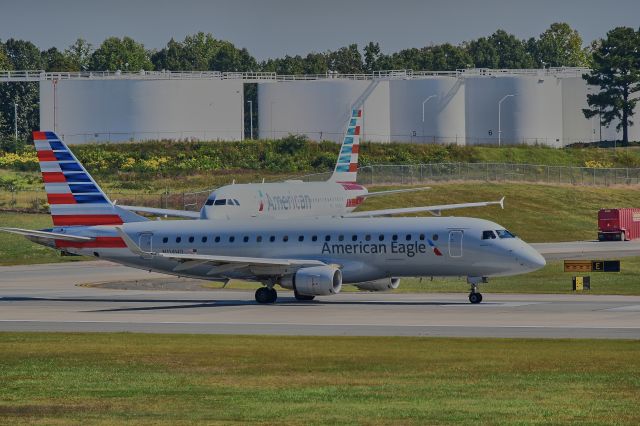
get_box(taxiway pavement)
[0,261,639,339]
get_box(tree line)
[0,23,638,144]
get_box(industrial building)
[0,68,634,146]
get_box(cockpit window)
[496,229,516,239]
[226,199,234,206]
[233,199,240,206]
[482,230,497,240]
[214,199,226,206]
[205,199,215,206]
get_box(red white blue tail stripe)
[33,131,142,226]
[329,109,362,183]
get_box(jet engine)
[354,278,400,292]
[281,266,342,296]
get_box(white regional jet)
[0,131,552,304]
[119,109,503,220]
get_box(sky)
[1,0,639,61]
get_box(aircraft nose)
[516,245,546,271]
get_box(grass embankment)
[0,333,638,424]
[3,141,640,192]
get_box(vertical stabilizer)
[329,108,362,183]
[33,131,147,226]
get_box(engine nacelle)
[354,278,400,292]
[281,266,342,296]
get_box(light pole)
[422,95,437,143]
[14,103,18,140]
[498,94,515,147]
[248,100,253,140]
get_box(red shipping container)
[598,208,640,241]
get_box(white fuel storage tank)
[389,78,466,144]
[465,74,564,147]
[40,79,244,143]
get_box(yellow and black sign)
[572,276,591,291]
[564,260,620,273]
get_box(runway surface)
[1,261,639,339]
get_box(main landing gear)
[255,286,277,304]
[467,276,487,304]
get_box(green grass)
[0,333,638,425]
[0,213,88,266]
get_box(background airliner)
[2,131,546,304]
[120,109,503,220]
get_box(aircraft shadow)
[0,296,471,312]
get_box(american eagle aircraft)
[5,132,640,303]
[0,130,548,304]
[119,109,503,220]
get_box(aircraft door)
[139,233,153,252]
[448,230,463,258]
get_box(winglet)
[115,227,153,258]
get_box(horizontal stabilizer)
[363,187,431,198]
[344,197,505,218]
[0,227,93,241]
[119,205,201,219]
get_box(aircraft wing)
[0,227,92,242]
[118,205,201,219]
[531,241,640,260]
[116,227,326,274]
[363,187,431,197]
[343,197,504,218]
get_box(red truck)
[598,208,640,241]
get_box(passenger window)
[419,234,425,240]
[379,235,384,241]
[162,237,168,244]
[188,236,194,243]
[257,236,263,243]
[270,236,275,242]
[214,199,226,206]
[432,234,439,241]
[298,235,304,242]
[214,236,220,243]
[202,236,207,243]
[365,235,371,241]
[229,236,235,243]
[338,235,344,241]
[243,236,249,243]
[482,230,497,240]
[392,235,398,241]
[352,235,358,242]
[405,234,411,241]
[176,237,182,243]
[312,235,318,242]
[325,235,331,242]
[283,235,289,242]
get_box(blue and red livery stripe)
[427,239,443,256]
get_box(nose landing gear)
[467,276,487,304]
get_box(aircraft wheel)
[294,291,315,301]
[256,287,277,304]
[469,292,483,304]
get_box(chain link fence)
[1,162,639,213]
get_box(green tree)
[180,32,220,70]
[0,39,41,139]
[209,43,257,72]
[465,37,499,68]
[64,38,93,71]
[583,27,640,145]
[303,52,328,74]
[42,47,76,71]
[364,42,381,72]
[261,55,306,74]
[90,36,153,71]
[328,44,363,73]
[535,22,588,67]
[489,30,535,68]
